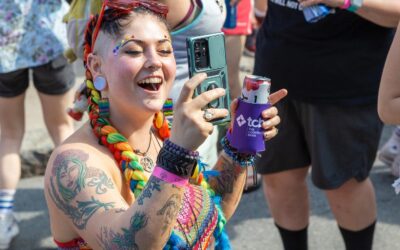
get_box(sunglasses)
[91,0,168,52]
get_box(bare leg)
[38,90,74,146]
[0,94,25,189]
[325,178,376,230]
[225,35,246,100]
[262,167,310,229]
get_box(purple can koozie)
[227,75,271,154]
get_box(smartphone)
[186,32,231,125]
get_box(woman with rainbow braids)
[44,1,286,249]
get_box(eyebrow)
[125,38,172,45]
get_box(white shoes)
[391,154,400,178]
[378,132,400,167]
[378,130,400,177]
[0,213,19,250]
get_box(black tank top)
[253,1,394,104]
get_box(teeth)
[138,77,162,84]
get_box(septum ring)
[203,109,214,121]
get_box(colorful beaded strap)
[85,79,231,249]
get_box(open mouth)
[137,77,163,91]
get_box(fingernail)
[265,120,271,127]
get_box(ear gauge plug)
[94,76,107,91]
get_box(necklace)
[133,130,154,173]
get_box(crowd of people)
[0,0,400,249]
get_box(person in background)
[254,0,400,249]
[244,0,266,57]
[0,1,75,249]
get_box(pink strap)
[152,166,189,187]
[340,0,352,9]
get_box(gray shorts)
[0,55,75,97]
[256,99,383,190]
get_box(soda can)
[224,0,237,28]
[227,75,271,154]
[241,75,271,104]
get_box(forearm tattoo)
[136,176,162,205]
[97,212,149,250]
[48,150,115,229]
[156,194,181,236]
[211,155,244,197]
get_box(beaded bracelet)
[220,136,255,168]
[164,139,200,161]
[156,141,198,178]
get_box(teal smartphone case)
[186,32,231,125]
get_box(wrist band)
[220,136,255,168]
[152,166,188,187]
[340,0,351,9]
[157,141,198,178]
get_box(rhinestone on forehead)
[113,35,135,55]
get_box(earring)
[94,76,107,91]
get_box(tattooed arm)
[207,90,287,220]
[44,146,184,250]
[207,151,247,220]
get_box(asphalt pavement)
[8,56,400,250]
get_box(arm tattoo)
[136,176,162,205]
[86,168,114,194]
[98,212,149,250]
[47,149,115,229]
[211,156,243,197]
[156,194,181,236]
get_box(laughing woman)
[44,1,286,249]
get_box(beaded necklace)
[85,79,231,249]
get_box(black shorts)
[0,55,75,97]
[256,99,383,190]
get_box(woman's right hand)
[169,73,229,151]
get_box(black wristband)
[156,144,198,178]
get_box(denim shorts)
[256,99,383,189]
[0,55,75,97]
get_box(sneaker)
[391,154,400,177]
[0,213,19,250]
[243,166,262,193]
[378,132,400,166]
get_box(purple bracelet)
[164,139,200,161]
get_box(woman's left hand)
[229,88,288,141]
[298,0,346,8]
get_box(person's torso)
[169,0,226,103]
[53,124,218,250]
[254,2,394,104]
[0,0,69,73]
